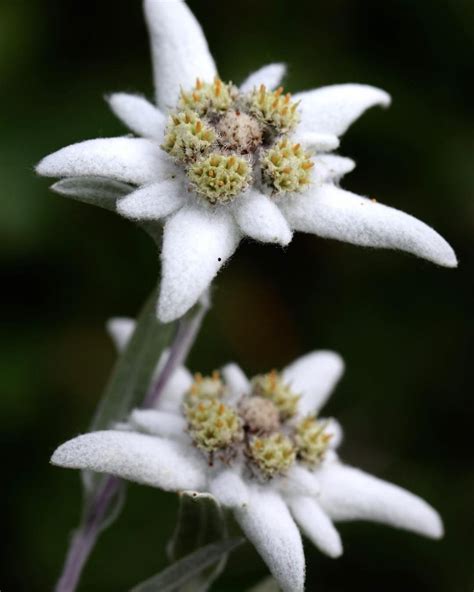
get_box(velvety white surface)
[282,350,345,414]
[158,206,241,322]
[36,137,169,186]
[240,63,287,93]
[108,93,166,139]
[295,83,391,136]
[144,0,217,110]
[233,191,293,245]
[280,184,458,267]
[117,179,185,220]
[317,463,444,539]
[51,430,206,491]
[234,488,305,592]
[289,496,343,558]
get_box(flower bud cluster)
[249,432,296,478]
[188,153,251,204]
[251,370,300,419]
[248,85,300,133]
[162,111,215,162]
[179,78,237,115]
[184,372,243,453]
[161,77,314,205]
[295,416,333,468]
[183,369,332,479]
[261,139,314,194]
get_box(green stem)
[54,292,210,592]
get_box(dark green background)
[1,0,473,590]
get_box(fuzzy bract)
[51,319,444,592]
[36,0,457,322]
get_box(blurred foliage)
[0,0,473,590]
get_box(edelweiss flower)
[51,318,443,592]
[37,0,457,323]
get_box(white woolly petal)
[233,191,293,246]
[322,417,343,449]
[312,155,356,183]
[36,138,169,185]
[294,132,340,152]
[117,179,185,221]
[295,83,391,136]
[317,463,444,539]
[278,465,320,498]
[221,363,251,403]
[240,63,287,93]
[282,351,345,415]
[130,409,187,439]
[51,431,206,491]
[153,351,194,414]
[158,206,241,322]
[155,366,193,414]
[280,184,458,267]
[107,93,166,139]
[144,0,217,111]
[289,496,343,558]
[209,469,249,508]
[234,487,305,592]
[106,317,136,351]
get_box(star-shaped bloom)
[51,318,443,592]
[37,0,457,322]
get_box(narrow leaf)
[52,176,133,211]
[168,492,227,560]
[90,289,174,431]
[130,538,244,592]
[82,287,176,494]
[167,492,228,592]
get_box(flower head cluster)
[161,76,310,205]
[181,369,332,479]
[36,0,457,323]
[51,318,444,592]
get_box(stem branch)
[54,295,209,592]
[144,294,209,408]
[55,477,121,592]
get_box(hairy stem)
[53,295,210,592]
[55,477,121,592]
[144,293,209,408]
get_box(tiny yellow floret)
[185,398,243,453]
[179,77,236,115]
[251,370,300,420]
[249,432,296,478]
[261,137,314,194]
[162,110,216,162]
[189,153,251,204]
[248,85,300,133]
[295,416,332,468]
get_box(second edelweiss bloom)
[51,319,444,592]
[36,0,457,322]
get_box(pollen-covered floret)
[238,396,281,434]
[189,153,252,205]
[216,110,263,154]
[295,416,332,468]
[179,77,236,115]
[261,138,314,194]
[248,85,300,133]
[184,371,226,407]
[251,370,300,420]
[185,398,243,453]
[162,111,216,162]
[159,78,314,204]
[248,432,296,478]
